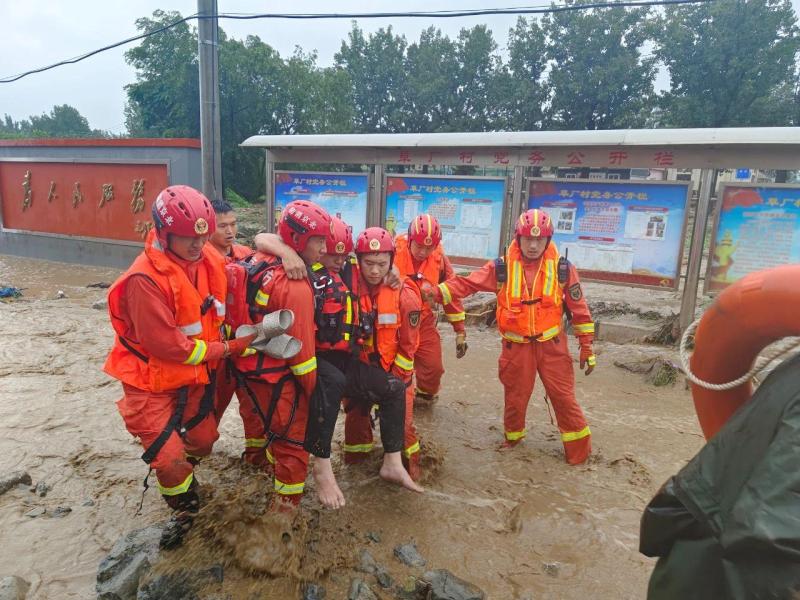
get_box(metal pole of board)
[679,168,714,333]
[368,164,384,227]
[264,151,275,233]
[197,0,223,201]
[507,165,525,247]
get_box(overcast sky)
[1,1,798,134]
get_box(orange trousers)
[498,335,591,465]
[343,383,420,477]
[240,378,310,504]
[117,383,219,493]
[215,364,268,466]
[414,310,445,396]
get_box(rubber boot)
[159,479,200,550]
[413,390,438,409]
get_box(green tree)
[655,0,799,127]
[449,25,504,131]
[404,27,458,132]
[0,105,102,138]
[543,1,656,129]
[497,17,549,130]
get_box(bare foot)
[497,439,522,452]
[312,458,346,509]
[379,462,424,493]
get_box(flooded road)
[0,253,704,599]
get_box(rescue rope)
[679,317,800,390]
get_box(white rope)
[680,317,800,390]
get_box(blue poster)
[384,176,505,262]
[528,179,690,288]
[274,171,368,234]
[707,184,800,292]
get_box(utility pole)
[197,0,222,201]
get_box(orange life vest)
[394,234,443,298]
[496,240,564,343]
[104,230,226,392]
[358,284,402,371]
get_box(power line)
[0,0,716,84]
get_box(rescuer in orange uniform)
[430,209,596,465]
[394,214,467,406]
[344,227,426,485]
[228,200,326,508]
[104,186,256,549]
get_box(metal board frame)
[382,172,509,267]
[703,181,800,295]
[526,177,692,290]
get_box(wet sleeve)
[563,264,595,342]
[391,286,422,383]
[437,260,498,305]
[126,275,225,364]
[273,278,318,395]
[440,254,466,333]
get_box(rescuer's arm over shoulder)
[392,283,422,383]
[563,263,596,375]
[429,259,498,308]
[253,232,307,280]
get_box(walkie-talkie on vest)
[558,248,569,286]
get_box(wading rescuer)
[394,214,467,406]
[428,209,596,465]
[103,186,256,549]
[254,221,422,508]
[227,200,326,508]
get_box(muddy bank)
[0,253,704,599]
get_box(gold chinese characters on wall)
[72,182,84,208]
[47,181,57,203]
[99,183,114,208]
[130,179,145,213]
[134,220,153,239]
[22,170,32,211]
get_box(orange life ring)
[690,264,800,440]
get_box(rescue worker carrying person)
[426,209,596,465]
[394,214,467,407]
[226,200,325,509]
[253,220,422,507]
[344,227,426,486]
[103,185,256,549]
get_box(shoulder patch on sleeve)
[408,310,421,327]
[568,283,583,301]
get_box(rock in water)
[302,583,326,600]
[0,575,30,600]
[347,579,377,600]
[96,525,162,600]
[0,471,32,497]
[422,570,486,600]
[393,542,426,568]
[356,549,377,574]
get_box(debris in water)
[542,562,561,577]
[56,290,67,299]
[348,578,378,600]
[303,582,326,600]
[423,569,487,600]
[53,506,72,518]
[365,531,381,544]
[0,470,32,496]
[86,282,111,288]
[0,286,23,299]
[32,481,51,497]
[24,507,46,518]
[613,356,680,387]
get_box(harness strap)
[141,385,190,464]
[118,336,149,363]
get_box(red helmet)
[278,200,332,252]
[515,209,554,238]
[151,185,216,247]
[408,213,442,247]
[355,227,395,255]
[327,216,354,255]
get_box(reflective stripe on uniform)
[265,448,275,464]
[377,313,398,325]
[505,429,526,441]
[245,438,267,448]
[501,331,528,343]
[510,261,523,299]
[587,355,596,367]
[179,321,203,336]
[343,442,374,454]
[393,353,414,371]
[184,339,207,365]
[445,311,465,322]
[157,472,194,496]
[403,441,420,458]
[255,289,270,307]
[539,325,561,341]
[311,262,323,271]
[214,299,226,317]
[573,322,595,335]
[241,347,257,357]
[543,259,555,297]
[561,426,591,443]
[290,356,317,376]
[274,478,305,495]
[438,282,453,305]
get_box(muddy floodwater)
[0,254,704,599]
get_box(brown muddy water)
[0,254,704,599]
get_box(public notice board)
[274,171,368,234]
[528,179,691,288]
[706,184,800,293]
[384,175,506,266]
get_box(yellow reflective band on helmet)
[157,472,194,496]
[403,441,420,458]
[179,321,203,336]
[438,282,452,305]
[343,442,374,453]
[573,322,595,335]
[393,353,414,371]
[587,355,596,367]
[241,347,257,357]
[255,289,270,307]
[245,438,267,448]
[265,448,275,464]
[561,426,591,443]
[543,259,555,297]
[274,478,305,495]
[426,214,432,237]
[290,356,317,376]
[505,429,526,441]
[445,311,466,322]
[184,339,207,365]
[538,325,561,341]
